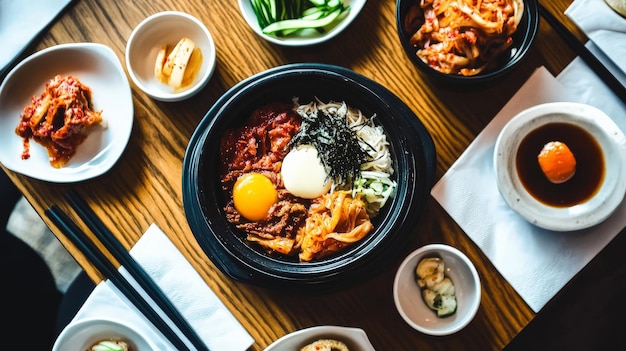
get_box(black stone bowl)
[396,0,539,86]
[182,63,436,292]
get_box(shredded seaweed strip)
[288,109,373,186]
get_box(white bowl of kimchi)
[396,0,539,84]
[182,63,437,291]
[0,43,133,183]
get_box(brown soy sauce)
[516,122,605,207]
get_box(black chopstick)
[45,205,194,351]
[538,3,626,103]
[61,190,210,351]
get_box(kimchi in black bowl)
[396,0,539,85]
[182,63,436,291]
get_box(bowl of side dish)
[238,0,366,46]
[182,63,436,291]
[0,43,133,183]
[125,11,216,102]
[265,326,375,351]
[396,0,539,85]
[53,317,156,351]
[394,244,481,336]
[494,102,626,231]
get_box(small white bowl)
[264,325,375,351]
[238,0,366,46]
[125,11,216,102]
[53,318,156,351]
[494,102,626,231]
[393,244,481,336]
[0,43,133,183]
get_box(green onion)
[249,0,350,38]
[262,8,342,34]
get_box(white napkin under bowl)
[431,63,626,312]
[68,223,254,351]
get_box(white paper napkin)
[431,63,626,312]
[0,0,73,76]
[566,0,626,77]
[70,223,254,351]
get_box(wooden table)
[3,0,618,350]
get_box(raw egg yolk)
[537,141,577,184]
[233,173,278,221]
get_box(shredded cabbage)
[352,171,397,216]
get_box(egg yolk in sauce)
[537,141,577,184]
[281,145,332,199]
[233,173,278,221]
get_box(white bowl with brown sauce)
[125,11,216,102]
[494,102,626,231]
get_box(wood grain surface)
[4,0,621,350]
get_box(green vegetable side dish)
[416,257,458,318]
[249,0,350,37]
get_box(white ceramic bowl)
[494,102,626,231]
[264,325,375,351]
[125,11,216,102]
[0,43,133,183]
[393,244,481,336]
[53,318,156,351]
[238,0,366,46]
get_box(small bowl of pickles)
[238,0,366,46]
[393,244,481,336]
[125,11,216,102]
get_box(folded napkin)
[70,224,254,351]
[431,63,626,312]
[566,0,626,77]
[0,0,73,76]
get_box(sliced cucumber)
[432,277,455,296]
[249,0,349,38]
[422,288,439,311]
[415,257,444,289]
[262,8,342,35]
[421,283,458,318]
[436,294,457,318]
[416,257,458,318]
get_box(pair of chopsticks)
[45,190,209,351]
[538,3,626,103]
